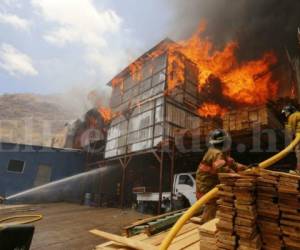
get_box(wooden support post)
[99,163,103,207]
[119,158,126,208]
[158,150,164,214]
[152,150,163,214]
[170,142,175,210]
[119,156,132,208]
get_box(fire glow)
[198,103,228,118]
[98,107,113,124]
[168,21,278,117]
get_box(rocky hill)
[0,93,81,146]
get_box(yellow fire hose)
[0,214,43,228]
[159,133,300,250]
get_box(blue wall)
[0,142,86,197]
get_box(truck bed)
[136,192,171,202]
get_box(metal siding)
[0,143,85,197]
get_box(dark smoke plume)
[167,0,300,59]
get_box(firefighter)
[196,129,247,223]
[282,104,300,174]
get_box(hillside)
[0,93,81,146]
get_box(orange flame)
[198,103,228,117]
[168,21,278,104]
[110,21,278,117]
[129,61,143,82]
[98,107,113,124]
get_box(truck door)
[175,174,196,205]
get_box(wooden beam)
[90,229,156,250]
[158,150,164,214]
[152,150,162,164]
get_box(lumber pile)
[256,170,281,250]
[222,105,282,134]
[234,174,261,250]
[217,171,300,250]
[216,173,239,250]
[199,218,219,250]
[95,220,201,249]
[217,173,262,250]
[198,119,221,137]
[278,172,300,250]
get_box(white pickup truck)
[133,172,197,213]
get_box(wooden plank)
[143,222,198,246]
[90,229,156,250]
[96,233,149,248]
[182,242,199,250]
[169,230,200,250]
[189,217,202,224]
[199,218,219,234]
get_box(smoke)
[47,84,111,121]
[167,0,300,59]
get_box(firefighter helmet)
[281,104,297,118]
[208,129,231,150]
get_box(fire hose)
[0,214,43,228]
[159,133,300,250]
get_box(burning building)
[87,24,299,212]
[104,38,202,159]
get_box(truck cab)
[134,172,197,213]
[172,172,197,208]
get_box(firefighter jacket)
[196,147,246,199]
[286,111,300,134]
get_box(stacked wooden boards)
[277,171,300,250]
[222,105,282,134]
[217,171,300,250]
[216,173,262,250]
[94,170,300,250]
[256,170,300,250]
[216,174,239,250]
[95,219,201,250]
[199,218,219,250]
[256,171,281,250]
[234,174,261,250]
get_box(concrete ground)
[0,203,147,250]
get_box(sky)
[0,0,178,94]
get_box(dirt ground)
[0,203,148,250]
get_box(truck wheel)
[173,196,190,209]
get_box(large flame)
[168,21,278,116]
[98,107,113,124]
[198,103,228,118]
[110,21,278,117]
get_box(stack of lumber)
[216,173,239,250]
[278,172,300,250]
[222,105,282,134]
[217,170,300,250]
[234,174,261,250]
[198,119,221,137]
[199,218,219,250]
[94,220,201,250]
[256,170,281,250]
